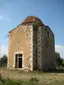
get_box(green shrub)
[0,55,7,67]
[0,74,2,81]
[0,81,3,85]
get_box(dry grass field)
[0,68,64,85]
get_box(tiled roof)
[22,16,44,25]
[9,16,44,33]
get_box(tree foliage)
[0,55,7,67]
[55,52,64,67]
[32,21,41,28]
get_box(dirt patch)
[0,68,64,82]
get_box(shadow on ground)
[43,68,64,73]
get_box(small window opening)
[46,30,50,38]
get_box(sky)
[0,0,64,58]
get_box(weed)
[29,77,39,82]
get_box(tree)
[61,59,64,67]
[55,52,63,67]
[0,55,7,67]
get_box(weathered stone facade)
[8,16,56,71]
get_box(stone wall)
[42,26,56,71]
[37,26,43,70]
[8,25,33,71]
[8,23,55,71]
[33,25,55,71]
[33,26,37,70]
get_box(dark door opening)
[15,54,22,68]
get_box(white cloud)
[55,45,64,58]
[7,19,10,22]
[0,44,8,57]
[0,16,10,22]
[0,16,4,21]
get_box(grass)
[0,76,64,85]
[0,68,64,85]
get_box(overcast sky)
[0,0,64,58]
